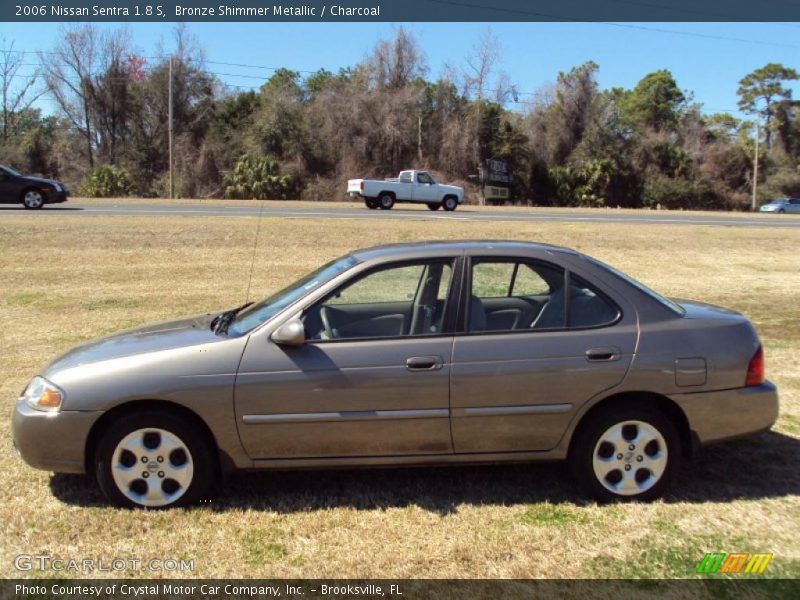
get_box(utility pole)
[417,111,423,163]
[168,56,174,199]
[751,119,759,212]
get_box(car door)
[412,172,438,202]
[449,255,637,453]
[0,169,18,202]
[790,198,800,214]
[234,258,459,459]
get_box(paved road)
[2,201,800,228]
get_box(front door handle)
[406,356,443,371]
[585,347,621,362]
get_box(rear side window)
[568,275,621,328]
[467,258,620,333]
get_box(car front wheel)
[443,196,458,211]
[95,411,216,509]
[570,406,679,502]
[22,189,44,209]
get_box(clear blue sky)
[2,21,800,117]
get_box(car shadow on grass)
[49,431,800,513]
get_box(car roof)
[351,240,580,262]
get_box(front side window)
[227,255,359,336]
[304,260,455,341]
[417,172,434,184]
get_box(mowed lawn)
[1,210,798,579]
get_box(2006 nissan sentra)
[12,241,778,508]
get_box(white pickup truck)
[347,170,465,211]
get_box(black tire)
[569,404,680,503]
[364,198,379,209]
[378,193,395,210]
[21,188,45,209]
[426,203,441,211]
[95,410,217,509]
[778,209,786,214]
[442,196,458,211]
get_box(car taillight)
[360,181,364,191]
[745,345,765,387]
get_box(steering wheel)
[320,305,335,339]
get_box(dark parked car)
[12,241,777,508]
[0,165,68,209]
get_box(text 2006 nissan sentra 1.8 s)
[12,241,778,508]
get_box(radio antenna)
[244,198,266,303]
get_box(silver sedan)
[12,241,778,508]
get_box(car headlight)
[53,183,63,192]
[20,376,64,412]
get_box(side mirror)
[271,318,306,347]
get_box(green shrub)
[224,154,294,200]
[82,165,133,198]
[642,174,723,210]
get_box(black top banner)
[2,0,800,22]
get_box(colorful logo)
[696,552,773,574]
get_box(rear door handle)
[585,347,621,362]
[406,356,443,371]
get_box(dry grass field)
[1,208,798,580]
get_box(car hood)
[439,183,463,194]
[42,313,226,373]
[21,175,60,186]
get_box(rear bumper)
[11,398,101,474]
[671,381,779,445]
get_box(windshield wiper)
[210,302,253,335]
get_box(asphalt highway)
[2,201,799,228]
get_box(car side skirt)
[247,448,567,470]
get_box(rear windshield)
[587,257,685,316]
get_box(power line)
[424,0,800,50]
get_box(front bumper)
[11,398,101,474]
[671,381,779,445]
[45,190,69,204]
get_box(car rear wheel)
[22,189,44,209]
[379,193,394,210]
[443,196,458,211]
[426,203,441,211]
[569,406,679,502]
[364,198,379,209]
[95,411,216,509]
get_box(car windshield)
[587,257,685,316]
[226,255,359,336]
[1,165,20,176]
